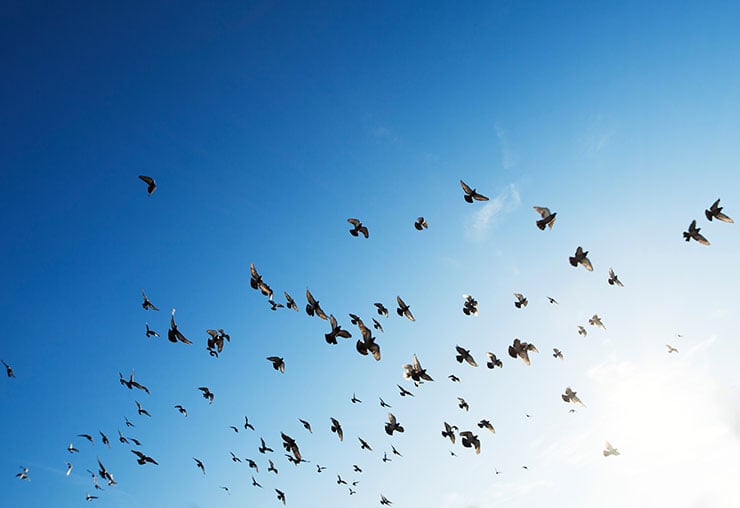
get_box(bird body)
[705,198,733,223]
[460,180,489,202]
[569,246,593,271]
[683,220,710,245]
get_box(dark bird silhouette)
[460,180,489,202]
[353,464,362,473]
[683,220,710,245]
[230,451,241,463]
[358,437,372,451]
[284,292,299,311]
[403,354,433,385]
[562,387,585,406]
[553,348,564,360]
[356,320,381,361]
[198,387,214,404]
[66,462,73,475]
[251,475,262,487]
[269,300,284,311]
[347,218,369,238]
[229,426,239,433]
[351,393,362,404]
[705,198,733,223]
[246,459,259,472]
[383,453,392,462]
[167,309,192,344]
[478,419,495,433]
[2,359,15,378]
[326,314,352,344]
[281,432,302,462]
[17,466,29,480]
[533,206,557,230]
[193,458,205,475]
[455,346,478,367]
[486,352,503,369]
[457,397,470,411]
[577,325,587,337]
[337,474,347,485]
[397,384,414,397]
[379,397,392,408]
[380,494,393,505]
[131,450,158,465]
[244,416,255,431]
[268,459,278,474]
[275,489,286,505]
[125,416,135,427]
[138,175,156,195]
[86,493,98,501]
[119,370,150,394]
[330,418,343,441]
[78,434,94,444]
[414,217,428,230]
[589,314,605,329]
[141,290,158,311]
[513,293,528,308]
[391,445,402,456]
[396,296,415,321]
[442,422,458,444]
[449,374,461,382]
[175,405,188,417]
[607,268,624,287]
[129,437,142,446]
[97,457,116,486]
[299,419,312,433]
[666,344,679,353]
[206,328,230,357]
[547,296,559,304]
[374,303,389,317]
[372,317,384,332]
[305,289,328,320]
[459,431,481,454]
[249,263,274,300]
[316,465,327,473]
[267,356,285,373]
[569,246,593,271]
[135,400,151,416]
[259,437,273,453]
[349,487,357,495]
[462,294,478,316]
[145,323,159,338]
[99,432,110,448]
[385,413,404,435]
[508,338,538,366]
[118,431,129,444]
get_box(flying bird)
[533,206,557,230]
[138,175,156,195]
[477,419,496,433]
[391,445,402,456]
[403,354,433,384]
[457,397,470,411]
[249,263,274,300]
[131,450,158,465]
[351,393,362,404]
[374,303,389,317]
[316,465,326,473]
[267,356,285,373]
[547,296,559,304]
[229,425,239,433]
[577,325,587,337]
[603,441,620,457]
[326,314,352,344]
[337,474,347,485]
[17,466,29,480]
[561,387,585,406]
[66,462,73,476]
[268,459,278,474]
[666,344,679,353]
[244,416,255,431]
[462,294,478,316]
[372,317,384,332]
[299,419,312,433]
[384,413,404,435]
[275,489,286,505]
[124,416,135,427]
[97,457,116,486]
[553,348,564,360]
[379,397,392,408]
[229,452,241,463]
[251,475,262,487]
[459,431,481,454]
[68,443,80,454]
[145,323,159,337]
[486,352,503,369]
[246,458,259,472]
[513,293,528,308]
[382,451,392,463]
[705,198,733,223]
[683,220,710,245]
[589,314,605,329]
[167,309,192,344]
[356,320,381,360]
[396,296,415,321]
[135,400,151,416]
[281,432,302,462]
[358,437,372,451]
[2,360,15,378]
[442,422,457,444]
[414,217,428,230]
[78,434,94,444]
[198,386,214,404]
[460,180,489,202]
[258,437,274,454]
[397,384,414,397]
[449,374,461,382]
[607,268,624,287]
[141,290,158,311]
[380,494,393,505]
[305,289,328,320]
[175,405,188,417]
[455,346,478,367]
[508,338,539,365]
[347,218,369,238]
[569,246,593,271]
[330,418,344,441]
[118,431,129,444]
[86,493,98,501]
[284,292,298,311]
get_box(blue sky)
[2,1,740,507]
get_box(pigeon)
[459,431,481,454]
[2,360,15,378]
[124,416,135,427]
[351,393,362,404]
[141,290,158,311]
[462,294,478,316]
[569,246,593,271]
[382,451,392,463]
[533,206,557,230]
[268,459,278,474]
[138,175,156,195]
[384,413,404,435]
[258,437,273,454]
[97,457,116,486]
[349,488,357,495]
[403,354,433,385]
[353,464,363,473]
[175,405,188,417]
[119,370,150,394]
[449,374,461,382]
[460,180,489,202]
[380,494,393,505]
[374,303,389,317]
[68,442,80,454]
[66,462,73,476]
[486,352,503,369]
[246,459,259,472]
[78,434,94,444]
[442,422,457,444]
[683,220,710,245]
[397,384,414,397]
[275,489,286,505]
[129,437,142,446]
[284,292,299,311]
[396,296,415,321]
[337,474,348,485]
[299,419,312,433]
[414,217,428,230]
[356,320,381,360]
[316,465,327,473]
[131,450,158,465]
[244,416,255,431]
[589,314,605,329]
[666,344,679,353]
[553,348,563,360]
[379,397,392,408]
[249,263,274,300]
[17,466,29,480]
[358,437,372,451]
[608,268,624,287]
[205,328,230,357]
[372,317,384,332]
[167,309,192,344]
[547,296,559,304]
[562,387,585,406]
[229,425,239,433]
[603,442,620,457]
[118,431,129,444]
[145,323,159,338]
[330,418,344,441]
[457,397,470,411]
[267,356,285,373]
[251,475,262,487]
[135,400,151,416]
[269,300,284,311]
[347,218,369,238]
[220,486,230,495]
[705,199,733,223]
[477,419,496,433]
[198,387,214,404]
[86,493,98,501]
[391,445,402,456]
[305,289,328,320]
[326,314,352,344]
[577,325,587,337]
[229,452,241,463]
[281,432,302,462]
[513,293,528,308]
[508,338,539,365]
[455,346,478,367]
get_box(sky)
[1,1,740,507]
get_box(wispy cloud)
[580,115,614,155]
[495,123,517,170]
[465,183,521,241]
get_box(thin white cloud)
[465,183,521,241]
[495,123,517,170]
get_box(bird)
[457,397,470,411]
[244,416,255,431]
[2,359,15,378]
[403,354,434,385]
[229,452,241,463]
[267,356,285,373]
[562,387,585,406]
[246,459,259,472]
[205,328,231,357]
[382,451,392,463]
[351,393,362,403]
[135,400,151,416]
[666,344,679,353]
[16,466,29,480]
[120,370,150,394]
[259,437,273,453]
[229,425,239,433]
[78,434,94,444]
[486,352,503,369]
[129,437,142,446]
[198,386,214,404]
[251,475,262,487]
[131,450,158,465]
[349,488,357,495]
[356,320,381,360]
[553,348,564,360]
[330,418,343,441]
[577,325,587,337]
[68,442,79,453]
[459,431,481,454]
[379,397,392,408]
[385,413,404,435]
[683,219,710,245]
[305,289,328,319]
[608,268,624,287]
[374,303,389,317]
[569,246,593,271]
[547,296,559,304]
[460,180,489,202]
[118,431,129,444]
[449,374,461,382]
[97,457,116,486]
[372,317,384,332]
[316,464,327,473]
[325,314,352,344]
[124,416,135,427]
[174,405,188,417]
[284,292,298,311]
[347,218,369,238]
[353,464,362,473]
[477,419,496,433]
[275,489,286,505]
[268,459,278,474]
[249,263,274,300]
[589,314,605,329]
[705,198,733,223]
[603,441,620,457]
[281,432,302,462]
[138,175,156,195]
[167,309,192,344]
[268,299,284,311]
[462,294,478,316]
[141,290,158,311]
[358,437,372,451]
[220,486,230,495]
[414,217,428,230]
[455,346,478,367]
[508,338,539,365]
[397,384,414,397]
[65,462,73,476]
[337,474,348,485]
[513,293,528,308]
[86,493,99,501]
[193,458,205,474]
[380,494,393,505]
[299,419,312,432]
[396,296,415,321]
[533,206,557,230]
[145,323,159,338]
[391,445,402,456]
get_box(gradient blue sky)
[2,1,740,507]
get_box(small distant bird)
[414,217,428,230]
[246,459,258,472]
[457,397,470,411]
[495,468,501,475]
[168,309,192,344]
[131,450,158,465]
[391,445,402,456]
[118,431,129,444]
[569,246,593,271]
[382,451,392,463]
[347,218,369,238]
[562,387,585,406]
[268,459,278,474]
[299,419,312,433]
[97,457,116,486]
[330,418,344,441]
[459,431,481,454]
[374,303,389,317]
[462,294,478,316]
[78,434,94,444]
[477,419,496,433]
[275,489,286,505]
[607,268,624,287]
[251,475,262,487]
[249,263,274,300]
[119,370,150,394]
[513,293,528,308]
[486,352,503,369]
[86,493,98,501]
[379,397,392,408]
[449,374,461,382]
[229,425,239,433]
[683,219,710,245]
[337,474,347,485]
[442,422,457,444]
[349,488,357,495]
[385,413,404,435]
[145,323,159,338]
[547,296,559,304]
[175,405,188,417]
[98,431,109,447]
[125,416,135,427]
[666,344,679,353]
[403,354,433,385]
[589,314,605,329]
[244,416,255,431]
[2,359,15,378]
[450,450,457,456]
[284,292,298,311]
[353,464,362,473]
[68,442,80,453]
[553,348,564,360]
[326,314,352,344]
[577,325,587,337]
[351,393,362,404]
[316,465,326,473]
[397,384,414,397]
[533,206,556,230]
[198,387,214,404]
[230,452,241,463]
[380,494,393,505]
[259,437,273,454]
[305,289,328,320]
[17,466,29,480]
[522,466,529,470]
[460,180,489,202]
[129,437,142,446]
[135,400,151,416]
[66,462,73,476]
[141,290,158,311]
[356,320,381,361]
[267,356,285,373]
[281,432,302,462]
[138,175,156,195]
[372,317,384,332]
[603,441,620,457]
[705,198,733,223]
[358,437,372,451]
[455,346,478,367]
[396,296,415,321]
[220,486,230,495]
[508,338,539,366]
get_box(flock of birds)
[4,177,733,505]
